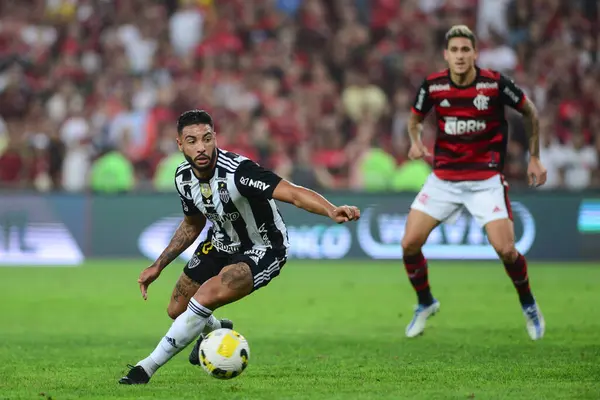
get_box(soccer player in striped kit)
[119,109,360,384]
[403,25,547,340]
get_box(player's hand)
[138,265,161,300]
[329,205,361,224]
[527,156,547,187]
[408,141,432,160]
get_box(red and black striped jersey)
[411,67,526,181]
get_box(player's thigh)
[485,218,516,257]
[402,209,441,252]
[193,261,254,310]
[462,181,513,229]
[463,183,516,257]
[230,248,288,292]
[177,240,228,309]
[406,175,462,249]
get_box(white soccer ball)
[198,328,250,379]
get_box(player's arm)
[408,112,426,145]
[519,98,540,158]
[499,74,539,157]
[138,206,206,300]
[407,79,433,159]
[153,213,206,272]
[234,160,359,223]
[499,73,546,185]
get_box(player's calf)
[401,210,439,307]
[167,273,200,319]
[486,219,543,339]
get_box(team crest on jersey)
[200,183,212,198]
[219,188,230,203]
[473,94,489,111]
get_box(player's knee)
[167,304,183,320]
[402,236,424,256]
[494,243,518,263]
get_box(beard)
[185,148,217,173]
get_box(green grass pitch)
[1,260,599,400]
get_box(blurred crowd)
[0,0,598,193]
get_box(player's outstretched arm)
[520,98,547,187]
[272,180,360,224]
[138,213,206,300]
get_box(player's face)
[177,124,217,172]
[444,37,477,76]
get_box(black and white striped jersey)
[174,148,289,254]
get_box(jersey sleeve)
[499,73,526,110]
[411,79,434,116]
[234,160,282,200]
[174,172,201,216]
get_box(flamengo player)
[403,25,547,340]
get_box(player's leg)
[120,249,286,384]
[403,174,462,338]
[169,246,234,328]
[464,177,544,340]
[166,271,234,352]
[485,218,544,340]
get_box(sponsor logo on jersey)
[415,87,426,110]
[258,223,272,247]
[205,211,240,224]
[244,248,266,259]
[444,118,487,135]
[429,83,450,92]
[503,86,520,104]
[212,238,240,253]
[476,82,498,90]
[239,177,271,191]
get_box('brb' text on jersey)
[411,67,527,181]
[174,149,289,253]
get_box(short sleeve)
[234,160,283,200]
[499,73,526,110]
[174,169,201,216]
[411,79,434,116]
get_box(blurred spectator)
[0,0,597,193]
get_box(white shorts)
[410,173,513,228]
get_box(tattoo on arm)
[155,218,202,270]
[521,98,540,158]
[408,113,424,144]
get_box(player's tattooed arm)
[520,98,540,158]
[407,112,425,144]
[154,214,206,271]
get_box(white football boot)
[522,303,545,340]
[405,299,440,338]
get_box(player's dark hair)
[177,109,214,135]
[445,25,476,49]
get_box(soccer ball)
[198,328,250,379]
